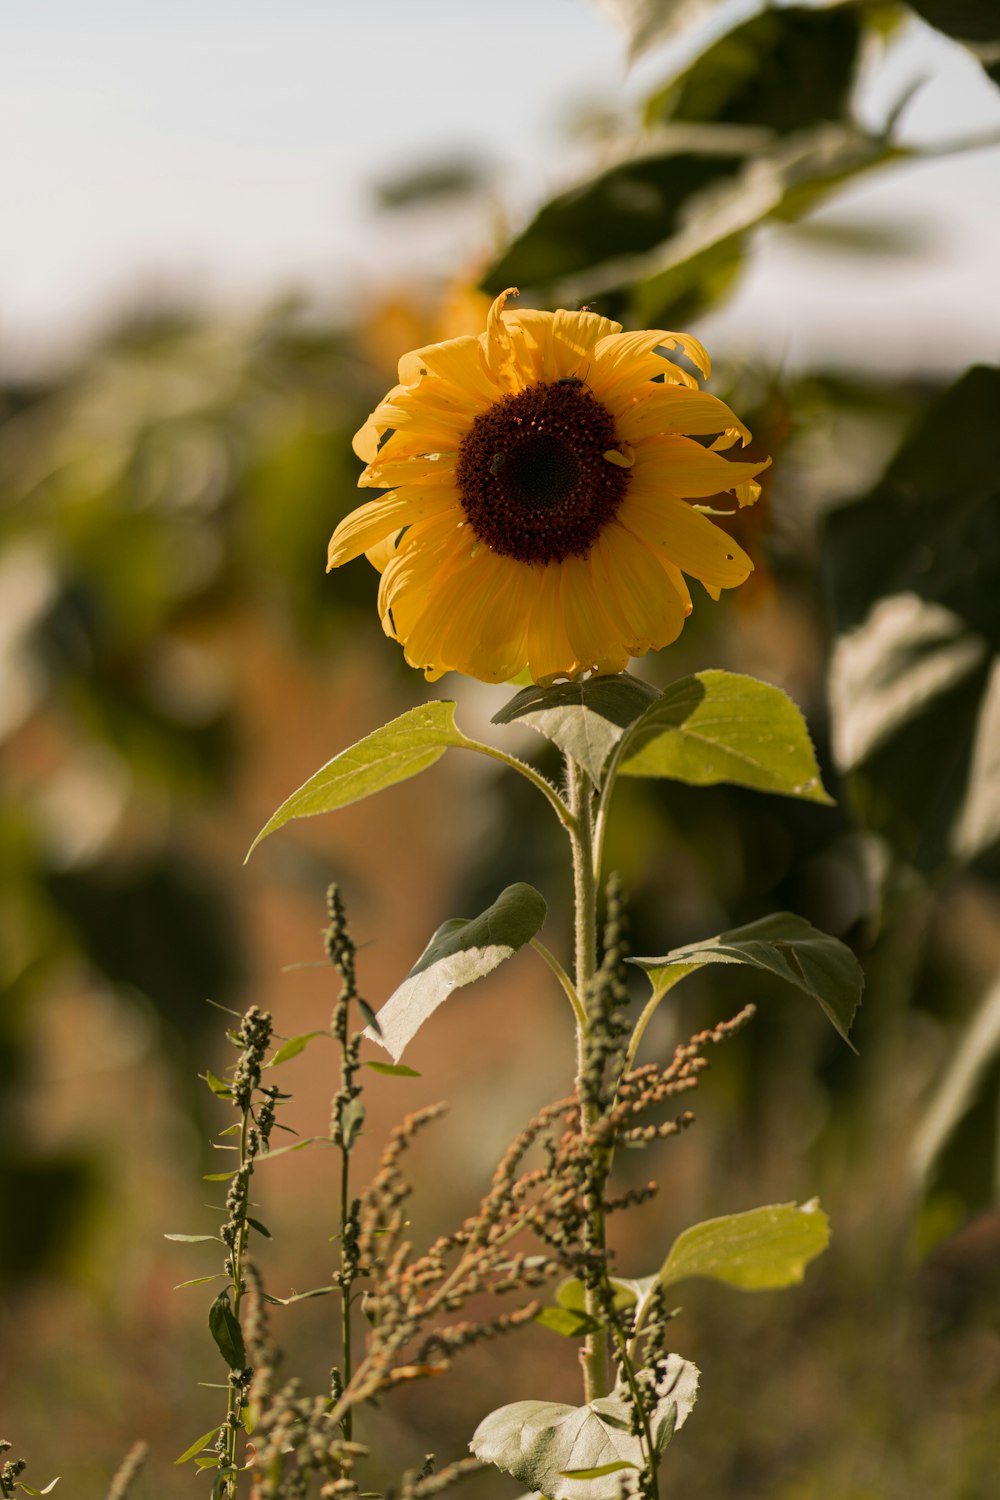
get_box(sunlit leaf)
[658,1201,829,1291]
[164,1233,219,1243]
[493,673,660,783]
[175,1426,222,1465]
[247,702,475,855]
[268,1030,328,1066]
[364,1060,422,1077]
[615,670,833,804]
[630,912,862,1045]
[370,883,547,1060]
[472,1361,698,1498]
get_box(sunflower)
[328,289,769,685]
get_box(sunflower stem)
[566,757,611,1403]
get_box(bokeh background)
[2,1,999,1495]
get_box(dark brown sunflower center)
[456,380,629,564]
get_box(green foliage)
[494,673,660,783]
[247,702,474,853]
[207,1291,246,1371]
[614,670,833,804]
[656,1201,830,1292]
[471,1360,698,1500]
[371,883,547,1060]
[825,365,1000,872]
[645,6,864,135]
[630,912,863,1046]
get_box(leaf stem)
[465,740,574,829]
[530,937,586,1029]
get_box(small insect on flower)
[328,289,769,685]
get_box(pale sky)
[2,0,998,373]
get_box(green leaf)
[208,1290,246,1370]
[268,1030,328,1066]
[202,1070,233,1098]
[615,670,833,804]
[482,141,748,297]
[176,1426,222,1465]
[658,1201,830,1292]
[17,1485,60,1497]
[825,366,1000,872]
[630,911,862,1046]
[341,1097,366,1149]
[247,701,475,855]
[534,1305,602,1338]
[471,1362,698,1499]
[646,6,864,136]
[364,1060,422,1077]
[164,1233,219,1243]
[371,883,547,1061]
[267,1286,336,1305]
[246,1216,272,1238]
[556,1278,638,1315]
[174,1274,229,1290]
[493,673,660,784]
[559,1463,638,1480]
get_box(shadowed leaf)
[371,884,547,1060]
[630,912,862,1045]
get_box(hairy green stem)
[567,758,611,1403]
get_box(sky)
[2,0,999,373]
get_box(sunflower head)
[329,289,769,685]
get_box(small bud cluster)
[325,885,364,1150]
[0,1443,26,1500]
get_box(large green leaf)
[629,912,863,1045]
[614,670,833,804]
[824,366,1000,872]
[481,140,749,296]
[471,1361,698,1499]
[646,6,864,135]
[247,702,473,855]
[493,673,660,784]
[658,1201,830,1292]
[371,883,547,1060]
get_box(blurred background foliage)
[1,0,999,1495]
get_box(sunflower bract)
[328,289,769,685]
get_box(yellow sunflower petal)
[559,552,631,675]
[615,387,751,447]
[630,435,768,499]
[397,335,498,405]
[587,329,708,404]
[591,524,688,654]
[358,452,459,490]
[377,515,468,640]
[327,486,460,568]
[524,563,578,684]
[432,549,534,682]
[622,494,753,590]
[365,531,402,573]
